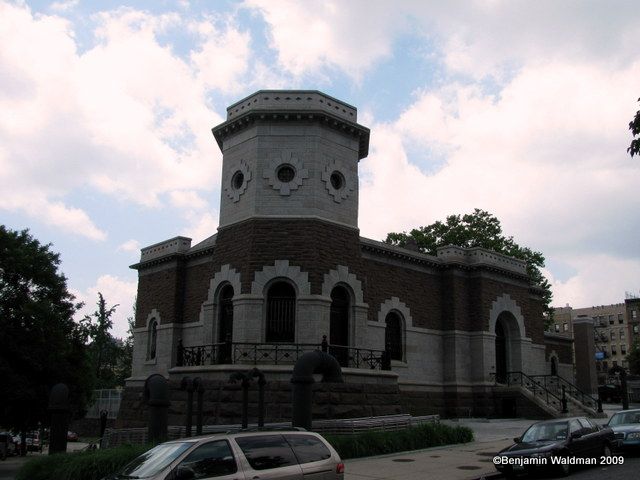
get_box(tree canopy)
[80,293,133,388]
[629,97,640,158]
[0,226,93,429]
[385,209,553,322]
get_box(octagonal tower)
[212,91,370,229]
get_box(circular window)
[231,171,244,190]
[276,164,296,183]
[330,171,344,190]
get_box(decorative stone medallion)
[263,151,309,196]
[321,156,354,203]
[224,158,251,202]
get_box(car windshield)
[119,442,193,478]
[609,412,640,426]
[521,422,568,442]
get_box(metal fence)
[85,389,122,420]
[101,414,440,448]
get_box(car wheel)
[602,442,612,457]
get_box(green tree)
[82,294,136,388]
[385,209,553,324]
[0,226,93,430]
[629,97,640,158]
[81,293,118,387]
[627,340,640,375]
[114,314,135,387]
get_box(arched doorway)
[495,319,507,383]
[266,281,296,343]
[329,286,350,366]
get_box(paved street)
[1,407,637,480]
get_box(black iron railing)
[491,371,564,412]
[177,337,390,371]
[528,374,599,411]
[491,371,599,413]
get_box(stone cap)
[436,245,528,275]
[140,236,192,262]
[226,90,357,122]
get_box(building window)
[265,281,296,343]
[621,344,627,355]
[611,330,616,341]
[384,311,404,361]
[611,345,617,355]
[609,315,614,325]
[633,310,638,319]
[620,328,625,340]
[634,325,639,334]
[147,319,157,360]
[563,322,569,332]
[618,313,624,324]
[555,324,560,333]
[613,360,618,367]
[603,361,608,371]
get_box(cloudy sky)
[2,0,639,338]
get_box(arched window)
[218,284,234,343]
[266,281,296,343]
[330,286,350,366]
[147,319,157,360]
[384,311,403,361]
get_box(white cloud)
[244,0,402,79]
[73,274,138,339]
[0,3,249,239]
[50,0,79,12]
[118,239,141,253]
[189,17,251,93]
[181,210,219,245]
[169,190,209,210]
[547,255,640,309]
[358,57,640,309]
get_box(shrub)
[324,422,473,459]
[16,444,150,480]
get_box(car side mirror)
[570,432,582,440]
[175,466,196,480]
[513,437,521,443]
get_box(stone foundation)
[116,379,403,428]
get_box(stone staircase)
[493,372,606,419]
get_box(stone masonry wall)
[116,379,403,428]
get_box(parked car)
[102,429,344,480]
[598,384,622,403]
[25,432,42,453]
[67,431,79,442]
[607,408,640,449]
[494,417,616,477]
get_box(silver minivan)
[103,430,345,480]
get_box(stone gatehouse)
[123,90,559,424]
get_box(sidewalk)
[344,418,533,480]
[344,404,639,480]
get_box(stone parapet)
[436,245,528,275]
[225,90,357,122]
[140,236,192,263]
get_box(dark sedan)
[494,417,616,477]
[608,409,640,449]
